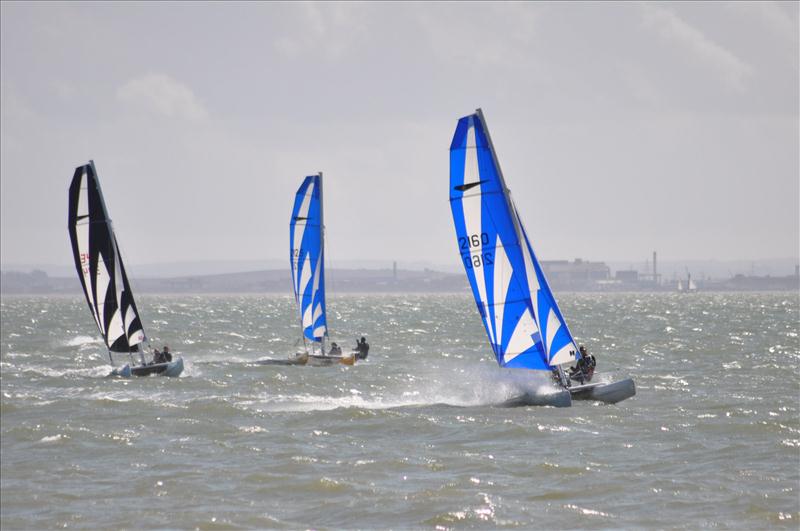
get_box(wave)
[63,335,103,347]
[22,364,113,379]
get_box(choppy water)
[1,292,798,529]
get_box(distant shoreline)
[2,267,798,295]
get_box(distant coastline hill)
[2,263,798,295]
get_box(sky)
[1,2,798,273]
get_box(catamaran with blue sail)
[449,109,635,405]
[68,161,183,377]
[288,173,353,366]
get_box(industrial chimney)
[653,251,658,286]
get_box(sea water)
[1,292,798,529]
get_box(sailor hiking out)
[569,345,596,384]
[354,337,369,360]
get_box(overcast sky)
[2,2,798,272]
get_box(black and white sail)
[68,161,146,356]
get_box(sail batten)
[68,162,146,354]
[290,174,327,344]
[449,110,579,370]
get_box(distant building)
[615,270,639,283]
[540,258,610,290]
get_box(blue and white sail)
[449,109,580,370]
[289,173,327,345]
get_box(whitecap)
[64,335,103,347]
[39,434,66,443]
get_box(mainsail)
[68,161,145,356]
[449,109,580,370]
[289,173,327,347]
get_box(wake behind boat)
[449,109,634,406]
[68,161,183,378]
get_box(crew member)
[569,345,596,384]
[355,337,369,360]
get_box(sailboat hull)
[499,388,572,408]
[307,354,355,366]
[256,352,309,366]
[569,377,635,404]
[113,357,184,378]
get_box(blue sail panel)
[289,175,327,343]
[449,112,549,370]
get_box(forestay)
[289,174,327,345]
[449,109,580,369]
[68,161,145,355]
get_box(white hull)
[500,388,572,408]
[568,377,635,404]
[112,357,184,378]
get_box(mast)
[475,108,511,195]
[318,171,326,355]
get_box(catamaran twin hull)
[255,352,355,366]
[112,357,184,378]
[307,354,355,366]
[499,376,636,408]
[568,377,636,404]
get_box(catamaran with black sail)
[449,110,635,405]
[260,173,354,366]
[68,161,183,377]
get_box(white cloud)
[116,73,208,121]
[640,4,753,91]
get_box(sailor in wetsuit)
[569,345,596,384]
[162,345,173,362]
[151,347,164,364]
[328,342,342,356]
[354,337,369,360]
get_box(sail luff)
[315,172,328,346]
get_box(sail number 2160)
[459,232,493,269]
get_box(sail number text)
[459,232,493,269]
[459,232,489,250]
